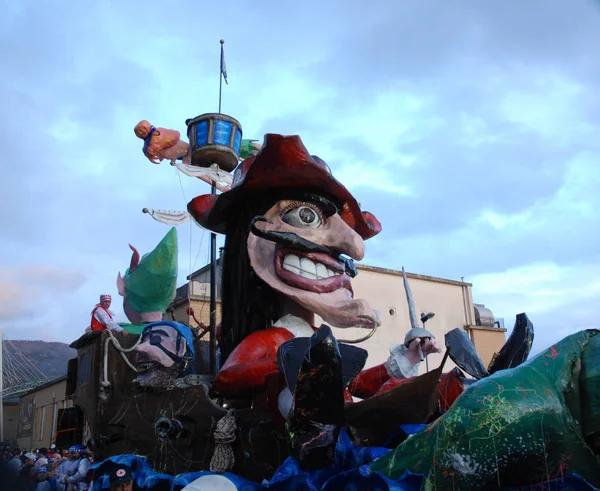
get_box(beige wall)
[167,297,222,329]
[16,379,72,451]
[172,263,506,375]
[468,326,506,368]
[324,265,506,373]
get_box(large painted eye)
[282,205,323,228]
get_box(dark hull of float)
[67,331,290,479]
[67,331,451,480]
[69,331,221,474]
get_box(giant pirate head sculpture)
[188,134,382,362]
[134,321,196,388]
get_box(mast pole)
[209,40,226,377]
[219,39,224,114]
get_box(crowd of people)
[1,445,91,490]
[0,444,133,490]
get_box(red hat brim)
[188,134,382,240]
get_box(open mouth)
[275,248,353,296]
[136,360,158,373]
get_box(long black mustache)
[250,216,358,278]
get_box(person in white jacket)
[63,445,90,491]
[55,453,78,491]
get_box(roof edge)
[356,264,473,287]
[187,259,473,287]
[18,375,68,397]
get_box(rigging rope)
[101,330,142,389]
[209,409,237,473]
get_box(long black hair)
[219,188,341,363]
[219,193,285,363]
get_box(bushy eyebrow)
[277,195,338,217]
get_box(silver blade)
[403,267,424,361]
[402,267,420,331]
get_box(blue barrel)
[185,113,242,172]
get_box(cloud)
[1,0,599,352]
[311,0,600,89]
[0,281,30,320]
[0,265,86,324]
[470,262,600,354]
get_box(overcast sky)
[1,0,599,356]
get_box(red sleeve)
[214,328,294,395]
[348,363,390,399]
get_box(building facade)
[14,377,73,451]
[165,257,223,329]
[324,265,505,373]
[167,261,507,374]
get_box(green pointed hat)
[119,227,178,315]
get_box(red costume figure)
[188,135,441,419]
[89,294,124,333]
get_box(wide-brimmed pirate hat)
[187,134,382,240]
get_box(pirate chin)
[248,198,379,331]
[133,322,195,389]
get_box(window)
[51,402,58,445]
[39,406,46,441]
[78,347,93,386]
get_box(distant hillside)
[5,340,77,382]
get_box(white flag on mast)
[220,43,228,84]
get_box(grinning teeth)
[300,258,317,279]
[283,254,301,270]
[282,254,340,280]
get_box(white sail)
[142,208,191,226]
[173,162,233,185]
